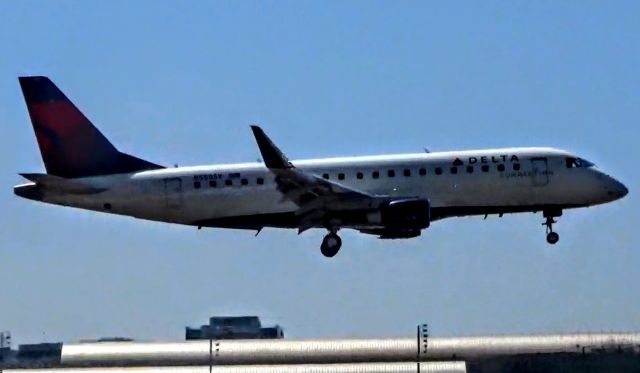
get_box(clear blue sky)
[0,1,638,344]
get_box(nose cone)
[607,178,628,201]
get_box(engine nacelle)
[367,198,430,229]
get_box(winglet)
[250,125,293,169]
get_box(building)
[0,331,11,349]
[185,316,284,340]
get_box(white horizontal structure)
[2,362,467,373]
[60,333,640,367]
[62,339,416,366]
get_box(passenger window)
[372,171,380,179]
[322,173,329,180]
[241,178,248,186]
[419,168,426,176]
[356,172,364,179]
[513,163,520,171]
[435,167,442,175]
[338,173,345,180]
[482,165,490,172]
[466,166,473,173]
[403,169,411,177]
[209,180,217,188]
[497,164,505,172]
[257,178,264,185]
[225,179,232,186]
[388,170,395,177]
[194,181,201,189]
[450,167,458,174]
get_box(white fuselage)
[15,147,627,231]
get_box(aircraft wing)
[250,126,381,232]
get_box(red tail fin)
[18,76,163,178]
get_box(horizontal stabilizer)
[20,173,107,194]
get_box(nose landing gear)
[542,210,561,245]
[320,229,342,258]
[545,226,559,245]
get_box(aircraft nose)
[607,178,628,200]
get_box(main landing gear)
[542,210,561,245]
[320,229,342,258]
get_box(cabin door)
[164,178,183,208]
[531,158,549,186]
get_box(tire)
[546,232,560,245]
[320,233,342,257]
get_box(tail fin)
[18,76,163,178]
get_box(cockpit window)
[580,158,595,167]
[565,157,595,168]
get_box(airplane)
[14,76,628,257]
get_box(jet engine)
[366,198,430,229]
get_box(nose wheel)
[320,231,342,258]
[543,215,560,245]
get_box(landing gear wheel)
[546,231,560,245]
[542,210,561,245]
[320,233,342,258]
